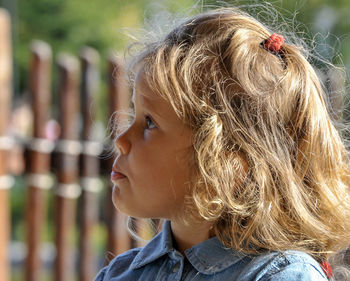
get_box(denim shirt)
[94,221,328,281]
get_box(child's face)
[111,68,193,220]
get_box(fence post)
[0,8,12,281]
[78,47,102,281]
[25,40,52,281]
[54,54,80,281]
[105,55,131,258]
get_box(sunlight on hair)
[123,5,350,277]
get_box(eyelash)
[145,115,156,130]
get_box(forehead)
[134,70,158,100]
[132,68,169,111]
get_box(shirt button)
[173,262,180,272]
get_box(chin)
[112,185,126,212]
[112,188,140,217]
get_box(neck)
[170,219,214,254]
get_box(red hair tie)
[321,261,333,279]
[263,33,285,53]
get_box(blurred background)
[0,0,349,280]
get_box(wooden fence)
[0,8,146,281]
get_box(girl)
[95,7,350,281]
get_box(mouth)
[111,167,127,182]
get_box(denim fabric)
[94,221,328,281]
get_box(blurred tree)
[15,0,146,96]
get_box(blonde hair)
[125,7,350,272]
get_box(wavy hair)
[125,7,350,274]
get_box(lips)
[111,166,127,182]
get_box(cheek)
[136,150,191,190]
[160,153,193,196]
[130,141,170,171]
[129,137,193,182]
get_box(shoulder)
[93,248,142,281]
[237,250,328,281]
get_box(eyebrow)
[137,93,165,119]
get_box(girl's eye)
[145,115,156,130]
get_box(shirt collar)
[129,220,174,270]
[130,220,249,274]
[184,236,248,274]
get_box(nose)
[114,128,131,155]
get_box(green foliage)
[14,0,146,95]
